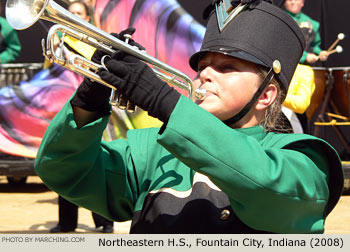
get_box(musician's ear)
[255,83,277,111]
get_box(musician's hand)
[98,52,181,122]
[319,50,329,61]
[91,27,145,64]
[305,53,319,64]
[113,28,145,51]
[70,76,111,113]
[70,28,146,115]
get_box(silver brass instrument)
[6,0,205,112]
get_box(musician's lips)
[205,90,217,96]
[195,90,217,104]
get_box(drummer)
[281,0,329,134]
[283,0,328,65]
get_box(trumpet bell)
[6,0,49,30]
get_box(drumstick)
[327,33,345,52]
[315,46,343,61]
[328,45,343,55]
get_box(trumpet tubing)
[6,0,205,111]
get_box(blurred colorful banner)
[0,0,205,158]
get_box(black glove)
[70,28,144,113]
[90,28,145,64]
[98,52,181,122]
[70,77,111,113]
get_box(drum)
[306,67,329,120]
[0,63,43,87]
[330,67,350,117]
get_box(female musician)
[35,0,343,233]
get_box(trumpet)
[5,0,205,112]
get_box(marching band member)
[282,0,329,134]
[284,0,329,64]
[35,0,343,233]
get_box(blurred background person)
[0,4,21,64]
[281,0,328,134]
[51,0,96,62]
[284,0,329,65]
[82,0,96,24]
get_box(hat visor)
[189,47,267,71]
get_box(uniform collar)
[285,10,301,20]
[235,125,266,142]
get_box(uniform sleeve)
[157,96,332,233]
[0,21,21,63]
[34,100,140,222]
[299,51,307,64]
[311,20,322,55]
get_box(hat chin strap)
[223,67,275,126]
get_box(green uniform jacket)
[286,10,322,64]
[35,96,343,233]
[0,16,21,63]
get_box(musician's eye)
[218,64,236,73]
[198,64,208,72]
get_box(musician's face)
[193,52,263,128]
[69,3,90,22]
[284,0,304,14]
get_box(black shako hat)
[189,0,305,91]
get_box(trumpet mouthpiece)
[194,88,206,101]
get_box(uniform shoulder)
[262,132,320,148]
[264,132,343,216]
[299,12,320,29]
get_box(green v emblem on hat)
[216,0,248,32]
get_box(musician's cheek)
[192,77,201,89]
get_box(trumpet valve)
[109,89,119,106]
[123,34,132,44]
[109,90,136,112]
[126,102,136,113]
[118,94,129,110]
